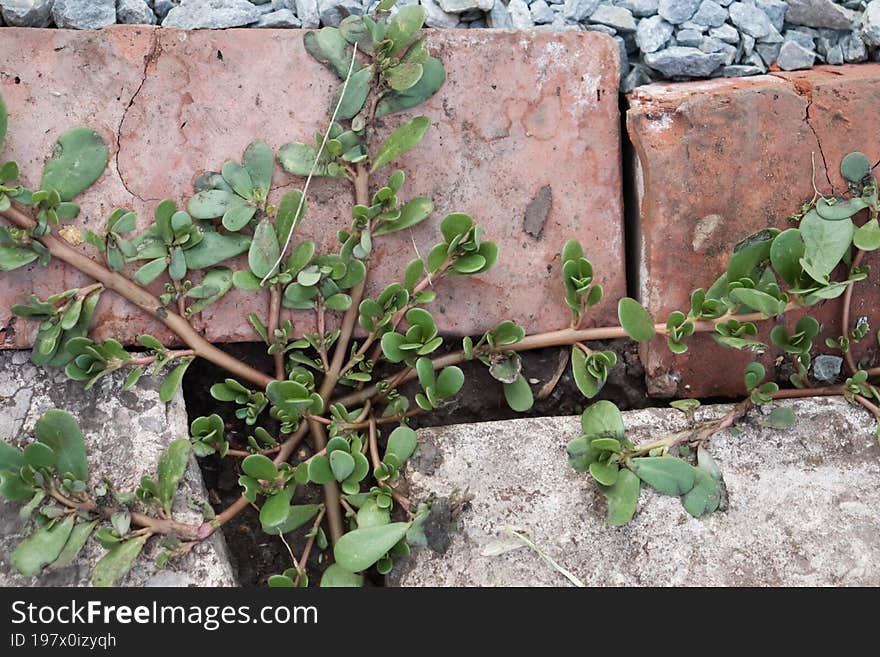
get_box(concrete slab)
[0,350,236,586]
[390,396,880,586]
[0,26,624,347]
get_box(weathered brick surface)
[0,26,624,348]
[628,66,880,397]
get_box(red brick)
[0,26,624,348]
[628,66,880,397]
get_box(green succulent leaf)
[599,468,640,526]
[47,520,97,571]
[11,515,76,577]
[618,297,656,341]
[243,141,274,197]
[386,426,418,463]
[580,400,625,441]
[157,439,191,515]
[41,127,109,201]
[320,563,365,587]
[761,406,797,429]
[502,374,534,412]
[34,410,88,482]
[187,190,246,220]
[840,152,872,184]
[260,487,294,530]
[263,504,321,536]
[854,218,880,251]
[92,534,149,587]
[248,218,281,280]
[333,522,411,572]
[0,439,26,471]
[184,223,251,270]
[374,197,433,235]
[629,457,696,496]
[799,210,854,280]
[277,142,345,178]
[242,453,279,481]
[337,66,373,120]
[386,4,426,56]
[159,358,192,403]
[589,460,619,486]
[304,27,356,79]
[769,228,805,286]
[375,57,445,118]
[371,116,430,172]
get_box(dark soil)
[182,338,648,587]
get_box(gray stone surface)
[294,0,320,26]
[619,0,658,17]
[862,0,880,47]
[529,0,553,22]
[562,0,599,21]
[787,0,856,29]
[691,0,726,27]
[813,354,844,382]
[52,0,115,28]
[644,44,726,75]
[507,0,532,26]
[785,28,816,48]
[756,0,786,30]
[422,0,459,26]
[390,398,880,586]
[637,14,674,52]
[709,21,739,42]
[0,0,54,27]
[254,6,300,24]
[151,0,177,20]
[728,1,774,37]
[776,38,816,68]
[486,0,511,26]
[0,351,235,587]
[161,0,262,27]
[658,0,699,24]
[589,3,636,30]
[116,0,157,24]
[841,29,868,59]
[317,0,361,26]
[437,0,492,12]
[723,62,764,75]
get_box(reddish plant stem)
[1,204,274,389]
[200,423,310,539]
[307,162,372,547]
[48,489,198,540]
[332,304,805,408]
[268,284,285,381]
[129,349,195,367]
[315,300,330,372]
[294,507,327,586]
[368,417,380,469]
[855,393,880,419]
[842,249,865,376]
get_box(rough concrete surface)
[390,397,880,586]
[0,350,236,586]
[0,26,624,347]
[627,65,880,397]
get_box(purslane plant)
[2,2,880,586]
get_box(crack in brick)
[116,31,162,204]
[772,74,834,193]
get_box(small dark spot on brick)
[217,50,223,61]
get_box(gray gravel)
[0,0,878,90]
